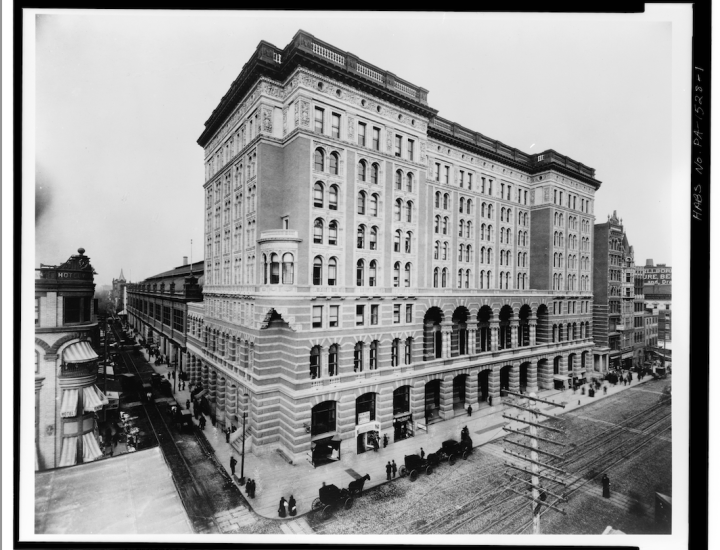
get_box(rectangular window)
[63,296,82,324]
[435,163,441,181]
[406,304,413,323]
[358,122,366,146]
[459,170,464,187]
[468,173,473,190]
[356,305,365,326]
[173,309,184,332]
[312,305,323,328]
[163,306,171,326]
[314,107,324,133]
[35,297,40,325]
[329,305,339,327]
[372,127,380,150]
[395,135,402,157]
[407,139,415,161]
[444,166,450,184]
[393,304,401,324]
[331,113,341,139]
[371,304,379,325]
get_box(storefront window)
[355,393,376,424]
[311,401,336,436]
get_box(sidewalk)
[134,338,655,521]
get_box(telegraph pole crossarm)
[505,463,567,486]
[504,449,567,474]
[503,413,564,433]
[505,439,566,460]
[504,401,562,420]
[503,426,566,446]
[504,473,568,501]
[506,487,567,515]
[502,389,566,408]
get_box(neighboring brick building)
[35,248,107,470]
[643,259,671,345]
[189,30,601,465]
[126,258,204,371]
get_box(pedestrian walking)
[603,386,607,395]
[420,447,425,459]
[467,404,473,416]
[230,455,237,476]
[186,399,190,410]
[246,478,252,495]
[391,460,397,478]
[383,434,389,448]
[289,495,297,517]
[278,497,287,518]
[199,415,206,430]
[372,436,379,452]
[226,427,231,443]
[602,474,611,498]
[488,396,493,407]
[249,479,256,498]
[386,461,392,480]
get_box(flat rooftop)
[35,447,191,535]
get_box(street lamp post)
[240,393,249,485]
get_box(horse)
[348,473,371,496]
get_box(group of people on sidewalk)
[278,495,297,518]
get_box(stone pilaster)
[438,376,454,419]
[488,368,501,405]
[465,371,479,407]
[529,318,537,346]
[441,322,453,359]
[538,359,553,390]
[526,360,539,394]
[509,363,520,393]
[490,321,499,351]
[510,321,519,349]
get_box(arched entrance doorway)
[424,379,441,423]
[424,308,444,360]
[519,362,531,393]
[553,356,565,389]
[393,386,413,441]
[519,305,531,347]
[452,307,470,356]
[499,305,513,350]
[478,370,490,402]
[499,365,511,395]
[356,392,378,454]
[453,374,467,412]
[536,304,549,344]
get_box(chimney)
[183,256,188,266]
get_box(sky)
[32,10,675,287]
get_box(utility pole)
[240,393,249,485]
[502,390,568,534]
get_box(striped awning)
[82,433,103,462]
[83,385,109,412]
[60,389,79,418]
[58,437,78,467]
[63,341,99,364]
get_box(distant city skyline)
[33,12,673,286]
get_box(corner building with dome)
[187,30,604,465]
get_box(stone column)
[509,363,520,393]
[438,376,454,419]
[467,322,478,355]
[538,359,553,390]
[526,360,539,394]
[490,321,499,351]
[510,321,519,349]
[465,371,479,407]
[411,379,426,422]
[441,322,453,360]
[225,382,237,428]
[201,363,209,389]
[423,322,435,361]
[488,367,501,405]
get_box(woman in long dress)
[278,496,287,518]
[602,474,611,498]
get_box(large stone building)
[126,258,204,371]
[187,30,600,464]
[643,258,671,345]
[35,248,107,470]
[592,211,643,370]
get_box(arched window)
[369,260,377,286]
[314,219,324,244]
[443,242,448,260]
[466,221,472,238]
[443,217,448,235]
[443,193,449,209]
[328,257,337,286]
[313,182,324,208]
[367,226,376,250]
[433,267,439,288]
[370,340,379,370]
[282,253,294,284]
[329,152,339,175]
[488,248,493,264]
[356,260,365,286]
[500,228,505,244]
[481,202,486,217]
[369,193,378,217]
[406,173,414,192]
[357,225,366,249]
[499,271,504,289]
[370,163,379,184]
[434,215,440,233]
[393,262,401,287]
[404,232,412,253]
[435,191,441,208]
[459,219,465,237]
[328,220,338,245]
[465,269,470,289]
[467,200,473,215]
[310,346,321,379]
[395,199,402,221]
[466,245,471,263]
[459,243,465,261]
[354,342,364,372]
[405,338,412,364]
[457,269,463,288]
[406,201,413,222]
[328,344,338,376]
[395,170,403,190]
[460,197,465,213]
[391,338,400,366]
[359,192,371,217]
[313,256,323,285]
[434,241,440,260]
[481,247,486,263]
[480,270,485,289]
[404,263,411,287]
[358,160,367,181]
[328,185,338,210]
[314,149,324,172]
[441,268,448,288]
[394,230,402,252]
[270,253,280,284]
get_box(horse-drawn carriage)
[399,453,434,481]
[435,437,473,465]
[348,473,371,496]
[312,483,354,520]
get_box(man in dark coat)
[383,434,388,448]
[226,427,231,443]
[288,495,297,516]
[420,447,425,459]
[386,461,392,480]
[278,497,287,518]
[391,460,397,478]
[249,479,256,498]
[602,474,610,498]
[467,404,473,416]
[230,455,237,476]
[199,415,206,430]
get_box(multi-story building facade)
[126,258,204,371]
[643,259,671,345]
[110,269,127,313]
[633,267,646,368]
[189,30,600,464]
[644,308,659,357]
[593,211,638,370]
[34,248,107,470]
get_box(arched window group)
[313,256,339,286]
[314,148,340,175]
[263,253,294,285]
[357,159,380,183]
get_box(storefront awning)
[63,341,99,364]
[60,389,79,418]
[553,374,571,381]
[82,433,103,462]
[58,437,78,467]
[83,385,109,412]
